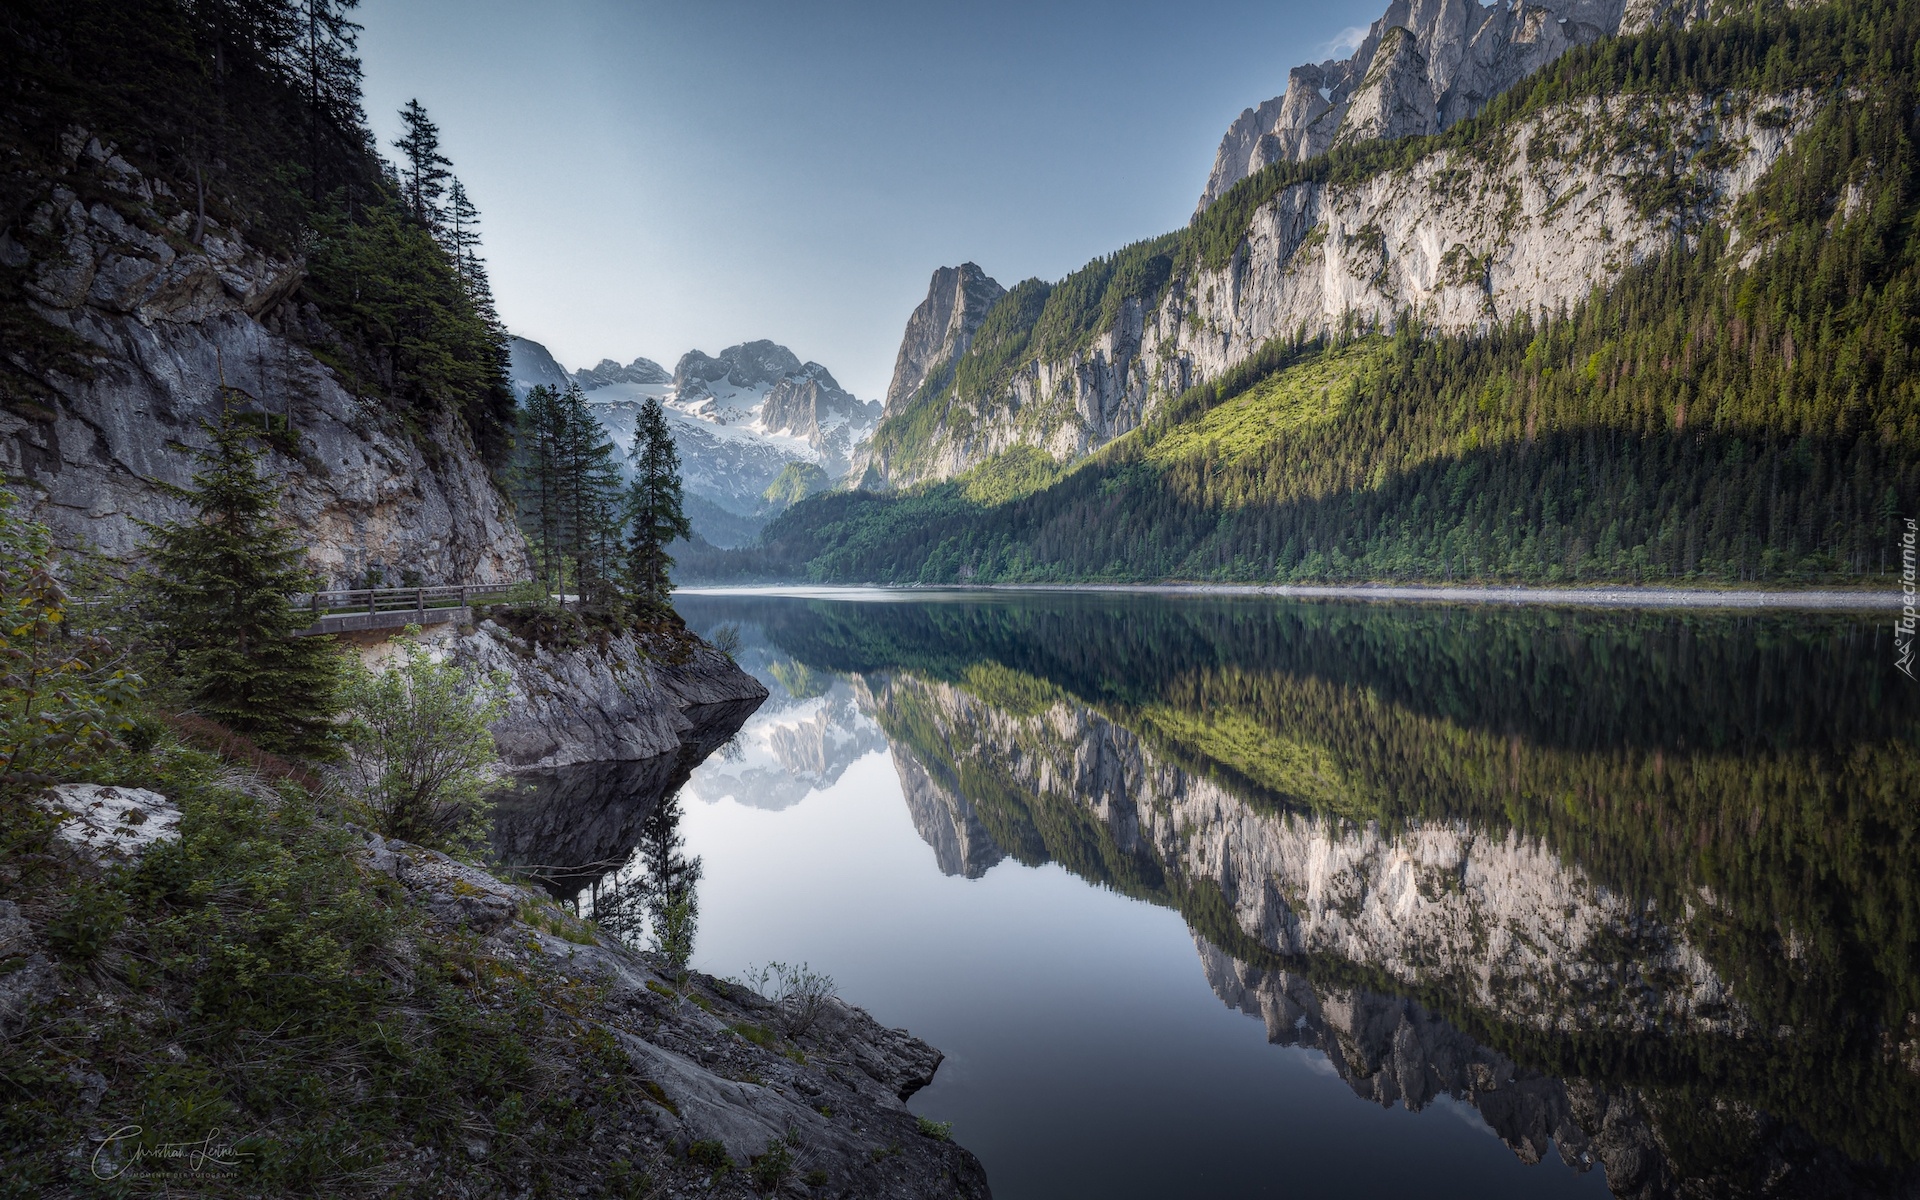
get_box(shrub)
[0,494,140,794]
[339,629,509,849]
[915,1116,953,1141]
[739,961,837,1038]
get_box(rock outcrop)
[883,264,1007,413]
[359,828,991,1196]
[1334,26,1442,148]
[1,130,530,586]
[436,619,769,771]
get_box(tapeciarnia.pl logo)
[1898,517,1917,680]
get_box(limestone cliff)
[883,263,1008,414]
[872,87,1816,486]
[0,130,529,586]
[433,618,770,772]
[1191,0,1785,214]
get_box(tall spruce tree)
[515,385,567,594]
[626,396,690,603]
[555,383,625,605]
[512,384,623,605]
[393,98,450,229]
[138,404,345,755]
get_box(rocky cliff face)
[867,671,1743,1036]
[1,130,529,586]
[875,88,1815,486]
[507,335,573,398]
[1197,940,1670,1198]
[1196,0,1630,213]
[883,263,1008,413]
[428,619,769,772]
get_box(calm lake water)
[506,590,1920,1199]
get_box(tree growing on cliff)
[625,396,691,603]
[136,404,346,756]
[393,98,451,229]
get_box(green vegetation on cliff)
[0,0,516,463]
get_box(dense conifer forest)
[693,0,1919,587]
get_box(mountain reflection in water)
[536,591,1920,1199]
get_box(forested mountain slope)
[690,0,1916,587]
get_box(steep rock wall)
[0,130,528,585]
[442,621,769,771]
[877,90,1814,486]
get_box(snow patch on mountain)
[507,336,880,548]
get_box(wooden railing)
[295,582,526,635]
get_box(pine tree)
[553,383,625,606]
[512,384,623,604]
[443,177,481,291]
[626,396,690,603]
[393,98,451,229]
[137,403,346,755]
[294,0,365,200]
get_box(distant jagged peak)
[884,263,1006,414]
[674,340,806,392]
[506,335,572,398]
[573,355,670,390]
[1194,0,1633,214]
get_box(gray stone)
[2,130,532,587]
[883,263,1007,413]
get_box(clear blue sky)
[358,0,1380,398]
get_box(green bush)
[339,629,509,850]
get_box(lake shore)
[682,582,1906,610]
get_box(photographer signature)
[90,1125,247,1180]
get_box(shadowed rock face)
[490,698,760,899]
[449,621,767,772]
[884,263,1008,413]
[1,132,530,587]
[891,741,1007,880]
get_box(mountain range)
[688,0,1915,588]
[508,336,880,547]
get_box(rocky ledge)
[5,783,989,1199]
[370,611,770,772]
[360,832,990,1198]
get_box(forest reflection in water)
[530,591,1920,1199]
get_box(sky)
[357,0,1383,400]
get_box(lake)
[507,589,1920,1199]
